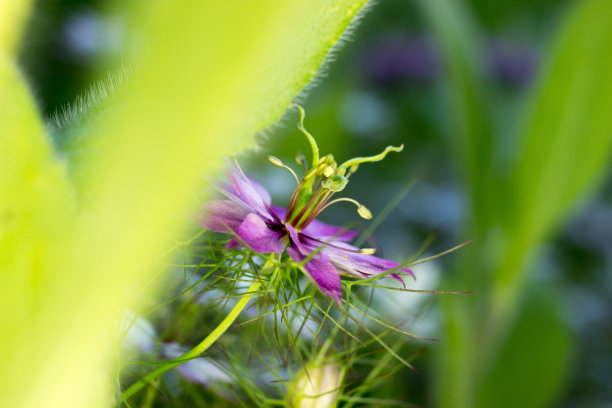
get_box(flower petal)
[235,213,284,253]
[287,245,342,304]
[303,219,359,242]
[199,200,250,232]
[318,240,415,280]
[247,176,271,205]
[222,167,276,222]
[284,223,304,252]
[271,205,358,242]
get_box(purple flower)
[200,106,413,304]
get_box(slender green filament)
[268,155,300,185]
[317,197,372,220]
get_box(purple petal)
[222,167,276,222]
[389,273,407,288]
[284,223,305,253]
[302,219,359,242]
[200,200,250,232]
[235,213,284,253]
[271,205,287,221]
[286,245,342,304]
[271,206,358,242]
[316,240,415,280]
[247,176,271,205]
[226,238,241,249]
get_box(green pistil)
[282,105,404,231]
[293,104,319,167]
[339,144,404,170]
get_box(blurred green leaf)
[0,54,77,406]
[426,1,612,407]
[0,1,370,406]
[0,0,33,54]
[419,0,496,231]
[508,0,612,256]
[476,284,572,408]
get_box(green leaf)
[0,2,371,406]
[0,54,77,406]
[509,0,612,254]
[476,285,573,408]
[428,1,612,408]
[419,0,496,230]
[0,0,33,55]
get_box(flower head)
[200,105,413,303]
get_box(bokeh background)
[19,0,611,407]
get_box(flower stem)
[121,278,263,401]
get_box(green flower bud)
[288,364,342,408]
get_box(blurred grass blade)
[427,1,612,408]
[486,1,612,399]
[509,0,612,254]
[476,285,573,408]
[419,0,495,229]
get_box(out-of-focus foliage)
[253,0,611,406]
[0,1,368,407]
[6,0,612,406]
[0,0,33,54]
[422,0,612,407]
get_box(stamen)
[359,248,376,255]
[317,197,373,220]
[357,205,372,219]
[295,189,332,230]
[285,178,304,222]
[290,182,328,227]
[268,155,300,185]
[316,162,328,175]
[295,151,306,167]
[304,167,317,180]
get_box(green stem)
[121,278,263,401]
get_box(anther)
[359,248,376,255]
[268,155,300,185]
[268,155,284,167]
[304,167,317,180]
[357,205,372,219]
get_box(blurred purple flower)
[162,342,231,387]
[488,39,538,88]
[361,35,439,85]
[200,164,413,304]
[360,33,538,88]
